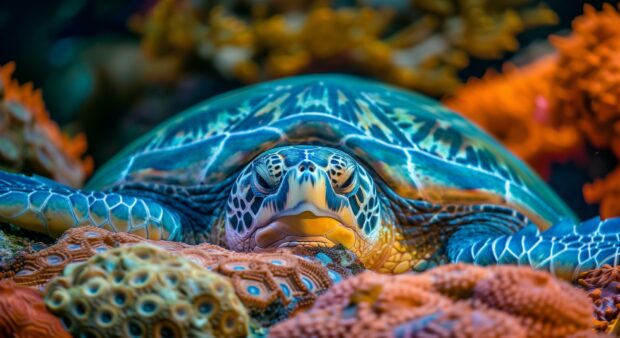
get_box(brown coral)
[0,62,92,187]
[130,0,556,96]
[0,226,349,325]
[0,279,71,338]
[269,264,598,338]
[44,243,250,338]
[576,265,620,331]
[443,56,581,177]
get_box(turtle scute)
[269,264,604,338]
[44,243,250,338]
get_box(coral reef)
[0,226,356,325]
[45,243,250,338]
[443,56,580,176]
[269,264,599,338]
[0,63,92,187]
[130,0,557,96]
[0,279,70,338]
[577,265,620,332]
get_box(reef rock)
[44,243,249,338]
[0,279,70,338]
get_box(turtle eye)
[253,154,283,193]
[328,155,357,194]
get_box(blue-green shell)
[87,75,576,229]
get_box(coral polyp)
[44,243,250,338]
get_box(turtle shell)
[87,75,575,229]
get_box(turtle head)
[225,145,390,260]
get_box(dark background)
[0,0,617,220]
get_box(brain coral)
[44,243,249,338]
[269,264,599,338]
[0,279,70,338]
[0,226,349,325]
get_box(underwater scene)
[2,0,620,337]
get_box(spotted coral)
[443,56,581,177]
[0,63,92,187]
[0,279,71,338]
[44,243,250,338]
[130,0,557,96]
[1,226,349,326]
[269,264,598,338]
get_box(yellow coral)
[44,244,249,338]
[131,0,557,96]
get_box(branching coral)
[0,226,352,326]
[0,280,70,338]
[44,243,250,338]
[269,264,599,338]
[130,0,556,96]
[0,63,92,187]
[443,56,581,176]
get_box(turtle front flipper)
[447,216,620,280]
[0,171,182,240]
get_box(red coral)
[270,264,597,338]
[0,279,70,338]
[0,62,92,186]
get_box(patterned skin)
[0,75,618,279]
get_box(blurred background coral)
[0,0,617,220]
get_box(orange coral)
[0,63,92,186]
[0,226,348,324]
[443,56,581,176]
[550,4,620,158]
[0,279,70,338]
[583,167,620,219]
[269,264,598,338]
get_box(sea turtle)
[0,75,617,279]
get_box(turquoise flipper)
[448,216,620,280]
[0,171,182,240]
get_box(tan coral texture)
[44,243,249,338]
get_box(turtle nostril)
[298,163,316,173]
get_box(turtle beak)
[252,168,360,250]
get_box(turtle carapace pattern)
[0,75,618,279]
